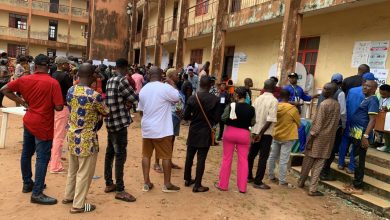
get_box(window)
[190,49,203,64]
[231,0,241,13]
[195,0,208,16]
[50,0,59,13]
[7,44,26,58]
[47,48,56,57]
[297,37,320,75]
[48,20,58,41]
[9,14,27,30]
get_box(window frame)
[297,37,320,76]
[7,44,26,58]
[195,0,209,16]
[9,13,27,30]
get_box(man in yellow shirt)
[268,89,301,186]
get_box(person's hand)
[362,137,370,149]
[382,106,389,112]
[306,135,314,150]
[312,94,320,99]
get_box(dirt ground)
[0,99,383,220]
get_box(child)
[217,83,230,141]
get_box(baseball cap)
[187,66,194,72]
[363,72,378,81]
[34,54,49,66]
[331,73,343,83]
[209,76,216,81]
[55,56,69,65]
[288,72,298,78]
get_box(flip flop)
[171,163,182,169]
[115,192,136,202]
[153,164,163,173]
[62,199,73,204]
[142,183,154,192]
[70,203,96,214]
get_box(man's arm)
[338,92,347,129]
[362,115,376,149]
[183,98,193,121]
[0,85,27,108]
[120,78,139,103]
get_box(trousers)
[248,135,273,185]
[49,107,69,172]
[184,146,210,188]
[268,140,294,184]
[299,156,325,193]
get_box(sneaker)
[162,184,180,193]
[142,183,154,192]
[377,146,390,152]
[31,193,57,205]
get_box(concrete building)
[0,0,88,58]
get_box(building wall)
[0,11,8,26]
[164,0,174,19]
[148,4,158,28]
[184,36,212,66]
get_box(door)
[48,20,58,41]
[134,49,140,65]
[50,0,59,13]
[223,46,235,78]
[172,1,179,31]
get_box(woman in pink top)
[131,70,145,94]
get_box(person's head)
[78,63,96,86]
[227,79,233,86]
[199,76,211,91]
[116,58,129,74]
[219,83,227,91]
[323,83,338,99]
[288,72,298,85]
[166,68,179,83]
[244,78,253,89]
[19,56,27,64]
[187,66,194,77]
[279,89,290,102]
[86,59,93,65]
[34,54,50,73]
[0,52,7,59]
[331,73,343,86]
[203,61,210,70]
[263,79,275,93]
[362,72,377,82]
[183,73,189,81]
[149,66,162,82]
[209,77,216,87]
[55,56,70,72]
[363,80,378,96]
[270,76,279,86]
[358,64,370,76]
[379,84,390,99]
[234,86,247,101]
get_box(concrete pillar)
[66,0,73,56]
[26,0,32,55]
[277,0,302,86]
[174,0,189,69]
[154,0,166,67]
[128,0,137,63]
[210,0,228,81]
[140,0,149,66]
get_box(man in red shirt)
[1,54,63,205]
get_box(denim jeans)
[104,127,128,192]
[268,140,294,184]
[21,127,53,196]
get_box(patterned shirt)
[67,85,109,157]
[105,74,138,132]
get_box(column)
[140,0,149,66]
[128,0,137,63]
[210,0,228,80]
[174,0,189,69]
[66,0,73,56]
[277,0,302,86]
[26,0,32,55]
[154,0,166,67]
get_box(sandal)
[142,183,154,192]
[214,182,226,191]
[70,203,96,214]
[341,187,363,195]
[115,191,136,202]
[280,182,296,189]
[62,199,73,204]
[153,164,164,173]
[171,163,182,169]
[270,178,279,183]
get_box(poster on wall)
[161,50,169,70]
[351,41,371,68]
[238,52,247,63]
[368,41,389,69]
[351,40,389,68]
[371,69,389,86]
[231,52,241,83]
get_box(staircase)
[290,148,390,218]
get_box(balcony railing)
[186,0,217,37]
[0,0,28,8]
[146,26,157,39]
[0,26,28,38]
[70,36,87,46]
[30,31,49,41]
[163,16,178,34]
[30,0,88,18]
[231,0,272,13]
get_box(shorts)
[172,115,181,136]
[142,136,173,160]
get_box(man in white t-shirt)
[137,66,181,193]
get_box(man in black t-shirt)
[342,64,370,95]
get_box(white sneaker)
[377,146,388,152]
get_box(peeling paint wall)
[89,0,129,61]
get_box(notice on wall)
[371,69,389,86]
[368,41,389,69]
[351,41,389,68]
[231,53,241,83]
[161,50,169,70]
[238,52,247,63]
[92,60,102,66]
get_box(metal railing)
[231,0,272,13]
[57,34,68,43]
[146,25,156,39]
[0,26,28,38]
[30,31,49,40]
[30,0,88,18]
[163,16,178,34]
[0,0,28,8]
[187,0,218,26]
[70,36,87,46]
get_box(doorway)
[48,20,58,41]
[134,49,140,65]
[223,46,235,79]
[50,0,59,13]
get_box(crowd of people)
[0,52,389,214]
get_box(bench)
[0,107,26,149]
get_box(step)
[329,163,390,199]
[366,148,390,170]
[291,166,390,216]
[336,157,390,184]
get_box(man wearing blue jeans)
[1,54,63,205]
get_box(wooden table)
[0,107,26,149]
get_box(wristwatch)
[363,134,369,139]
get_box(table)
[0,107,26,149]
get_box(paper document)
[384,112,390,131]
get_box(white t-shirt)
[137,81,180,138]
